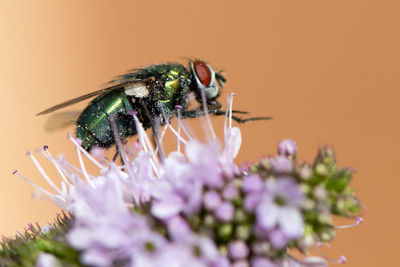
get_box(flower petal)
[256,201,279,230]
[278,208,304,239]
[224,127,242,159]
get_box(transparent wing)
[43,110,81,132]
[37,80,143,116]
[99,68,143,88]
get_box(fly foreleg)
[180,108,272,124]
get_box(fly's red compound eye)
[193,60,211,86]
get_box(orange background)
[0,0,397,266]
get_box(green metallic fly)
[37,59,271,152]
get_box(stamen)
[175,105,182,152]
[90,147,106,159]
[334,217,363,229]
[27,151,63,195]
[198,85,216,140]
[62,160,94,181]
[131,113,160,176]
[130,111,148,153]
[224,93,235,143]
[67,133,104,169]
[60,180,67,195]
[159,103,188,145]
[229,93,235,129]
[154,124,169,155]
[12,170,56,199]
[15,231,24,239]
[133,141,140,151]
[224,94,229,137]
[41,224,52,234]
[73,139,95,187]
[316,244,346,264]
[1,236,9,243]
[180,120,194,140]
[152,117,165,162]
[132,112,160,160]
[40,149,71,187]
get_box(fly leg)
[139,100,165,162]
[180,109,248,117]
[112,150,119,162]
[107,113,133,164]
[180,108,273,124]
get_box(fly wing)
[99,68,144,88]
[36,79,146,116]
[43,110,81,132]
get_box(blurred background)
[0,0,398,266]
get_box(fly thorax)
[164,79,179,99]
[163,69,182,100]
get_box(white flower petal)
[301,257,327,267]
[36,253,61,267]
[67,228,95,249]
[224,127,242,159]
[151,196,184,219]
[278,208,304,238]
[257,201,279,230]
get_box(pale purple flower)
[149,234,226,267]
[204,190,222,211]
[279,257,327,267]
[36,253,61,267]
[228,240,249,260]
[269,156,294,173]
[124,151,161,204]
[243,193,262,212]
[151,193,185,219]
[256,178,304,245]
[243,174,264,193]
[251,257,278,267]
[232,260,248,267]
[133,243,206,267]
[68,172,127,225]
[215,201,235,222]
[299,257,327,267]
[152,143,214,218]
[278,139,297,157]
[223,184,239,200]
[67,213,156,266]
[252,257,327,267]
[166,215,191,241]
[243,174,264,211]
[213,257,231,267]
[268,228,288,249]
[186,140,224,188]
[40,224,52,234]
[251,241,271,255]
[65,163,171,266]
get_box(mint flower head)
[5,94,363,267]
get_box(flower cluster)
[4,96,362,267]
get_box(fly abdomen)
[76,89,135,151]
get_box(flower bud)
[215,202,235,222]
[278,139,297,158]
[228,240,249,260]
